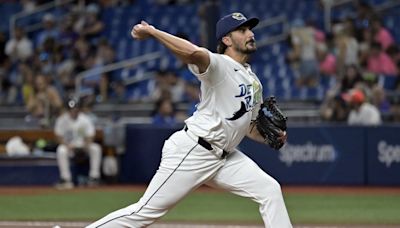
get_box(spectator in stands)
[0,71,18,105]
[317,43,336,76]
[371,17,395,51]
[108,80,128,104]
[54,98,102,189]
[164,70,185,102]
[95,38,115,66]
[20,62,35,104]
[287,19,319,87]
[38,51,56,77]
[36,13,60,48]
[358,27,373,68]
[323,64,363,113]
[87,72,110,103]
[147,70,171,101]
[80,38,116,100]
[152,97,178,126]
[73,36,90,68]
[333,23,359,76]
[367,42,398,75]
[320,94,349,122]
[26,74,62,126]
[339,64,364,93]
[58,14,79,52]
[354,2,376,41]
[74,3,104,44]
[55,50,78,98]
[5,27,33,63]
[371,85,390,114]
[386,45,400,71]
[391,102,400,122]
[344,89,381,126]
[38,45,66,96]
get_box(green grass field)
[0,188,399,225]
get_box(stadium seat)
[378,75,398,91]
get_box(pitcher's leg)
[87,131,224,228]
[207,151,292,228]
[87,157,221,227]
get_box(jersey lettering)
[228,84,255,121]
[235,84,252,98]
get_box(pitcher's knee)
[260,177,284,202]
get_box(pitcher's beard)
[242,43,257,54]
[232,40,257,54]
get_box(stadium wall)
[120,124,400,186]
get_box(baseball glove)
[255,96,288,150]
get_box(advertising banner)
[122,125,366,185]
[239,126,365,184]
[366,126,400,185]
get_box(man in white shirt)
[5,27,33,63]
[346,89,382,125]
[88,12,291,228]
[54,99,102,189]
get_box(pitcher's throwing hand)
[131,21,155,40]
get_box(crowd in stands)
[0,0,202,128]
[1,1,109,126]
[0,0,399,129]
[286,2,400,125]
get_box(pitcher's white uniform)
[55,112,102,182]
[88,51,292,227]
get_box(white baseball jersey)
[54,112,96,148]
[186,51,263,152]
[87,51,293,228]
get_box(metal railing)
[74,51,162,98]
[9,0,80,38]
[375,0,400,12]
[254,15,289,48]
[322,0,354,32]
[322,0,400,32]
[75,14,290,98]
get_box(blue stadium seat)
[378,75,398,91]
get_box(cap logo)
[232,13,246,21]
[68,100,77,108]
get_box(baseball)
[53,225,61,228]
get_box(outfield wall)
[120,124,400,186]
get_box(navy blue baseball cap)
[216,12,259,41]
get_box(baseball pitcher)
[88,12,291,227]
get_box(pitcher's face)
[230,26,257,54]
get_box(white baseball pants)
[87,129,292,228]
[56,143,102,181]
